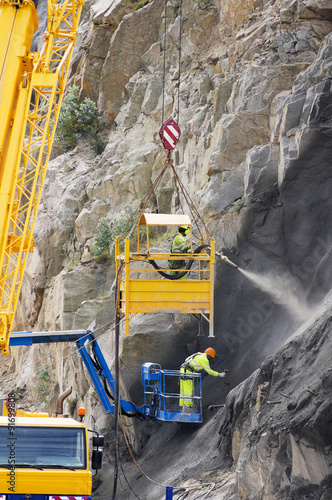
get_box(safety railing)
[116,236,215,337]
[142,363,202,423]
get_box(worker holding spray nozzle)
[169,225,191,277]
[180,348,228,413]
[169,226,239,278]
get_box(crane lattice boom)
[0,0,84,355]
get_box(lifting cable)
[161,0,183,127]
[161,0,168,127]
[120,153,211,246]
[170,160,211,240]
[176,0,183,125]
[111,261,150,498]
[159,0,210,240]
[117,0,209,249]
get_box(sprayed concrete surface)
[93,304,332,499]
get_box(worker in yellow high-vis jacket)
[169,225,191,277]
[179,348,227,412]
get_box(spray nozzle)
[215,251,238,269]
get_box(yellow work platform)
[116,213,215,337]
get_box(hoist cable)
[122,161,170,241]
[176,0,183,124]
[172,167,203,242]
[170,162,211,239]
[161,0,168,127]
[111,308,120,500]
[173,170,186,220]
[161,0,183,126]
[117,155,210,249]
[118,1,203,246]
[114,161,169,244]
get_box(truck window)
[0,426,86,469]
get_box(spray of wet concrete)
[238,267,314,324]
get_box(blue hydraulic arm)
[9,330,202,423]
[76,332,144,416]
[76,332,115,414]
[10,330,146,417]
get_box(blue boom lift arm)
[9,330,202,424]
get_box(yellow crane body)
[0,415,92,495]
[0,0,38,165]
[116,213,215,337]
[0,0,84,356]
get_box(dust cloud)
[239,268,314,324]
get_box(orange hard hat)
[205,347,216,358]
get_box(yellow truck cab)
[0,405,99,499]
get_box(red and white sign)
[50,496,90,500]
[159,118,181,150]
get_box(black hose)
[90,338,134,411]
[148,244,211,280]
[91,345,103,373]
[103,377,114,401]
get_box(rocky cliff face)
[111,303,332,500]
[1,0,332,498]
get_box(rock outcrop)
[217,307,332,500]
[110,303,332,500]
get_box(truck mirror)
[92,449,103,470]
[93,435,104,448]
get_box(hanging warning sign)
[159,118,181,150]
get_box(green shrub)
[37,364,52,403]
[129,0,150,10]
[89,132,106,155]
[56,86,101,150]
[92,208,146,259]
[93,219,113,257]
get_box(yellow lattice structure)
[0,0,84,355]
[115,213,215,338]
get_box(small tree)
[56,86,99,149]
[37,364,52,403]
[92,209,144,259]
[93,219,113,257]
[129,0,150,10]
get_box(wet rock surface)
[217,308,332,500]
[96,305,331,500]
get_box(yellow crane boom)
[0,0,84,355]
